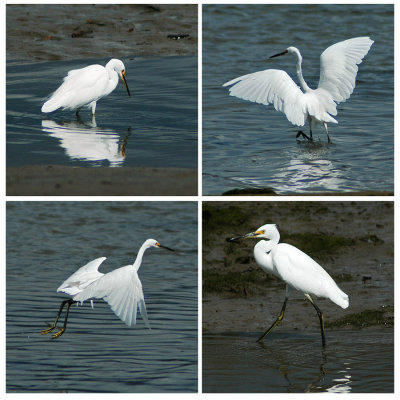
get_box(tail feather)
[331,288,349,309]
[41,99,61,113]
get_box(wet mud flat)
[202,201,393,335]
[6,165,197,196]
[6,4,197,60]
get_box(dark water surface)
[6,202,198,393]
[203,4,393,194]
[7,56,197,168]
[203,330,393,393]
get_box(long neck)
[254,239,278,275]
[132,243,150,271]
[295,52,311,92]
[105,63,119,94]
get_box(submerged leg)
[305,294,326,347]
[296,130,313,141]
[91,101,97,115]
[323,123,332,144]
[41,299,71,335]
[296,117,314,141]
[51,299,77,339]
[257,286,290,343]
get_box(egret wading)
[228,224,349,346]
[223,37,373,143]
[41,59,131,116]
[41,239,173,339]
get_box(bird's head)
[227,224,279,242]
[109,59,131,97]
[270,46,301,61]
[147,238,174,252]
[120,69,131,97]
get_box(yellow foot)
[51,328,65,339]
[41,325,56,335]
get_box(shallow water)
[7,56,197,168]
[203,4,393,194]
[203,330,393,393]
[6,202,198,393]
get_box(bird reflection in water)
[41,117,131,166]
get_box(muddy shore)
[6,4,197,61]
[6,4,197,196]
[202,201,393,334]
[6,165,197,196]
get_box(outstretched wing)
[73,265,150,328]
[223,69,307,126]
[57,257,106,296]
[318,37,374,103]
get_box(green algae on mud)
[327,308,394,329]
[203,204,248,237]
[204,203,368,261]
[282,233,355,262]
[203,268,273,297]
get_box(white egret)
[229,224,349,346]
[223,37,374,143]
[41,59,131,115]
[41,239,173,339]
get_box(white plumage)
[74,258,149,328]
[57,256,106,296]
[57,256,106,309]
[254,240,348,309]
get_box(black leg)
[323,123,332,144]
[296,131,313,141]
[257,287,290,343]
[52,299,77,339]
[41,299,71,335]
[305,294,326,347]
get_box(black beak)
[270,49,288,59]
[226,232,257,242]
[158,244,174,252]
[121,72,131,96]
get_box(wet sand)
[6,165,197,196]
[203,201,393,334]
[6,4,197,196]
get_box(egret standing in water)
[223,37,373,143]
[41,59,131,115]
[229,224,349,346]
[41,239,173,339]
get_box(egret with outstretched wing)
[223,37,374,143]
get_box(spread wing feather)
[318,37,373,102]
[73,265,150,328]
[57,257,106,296]
[223,69,307,126]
